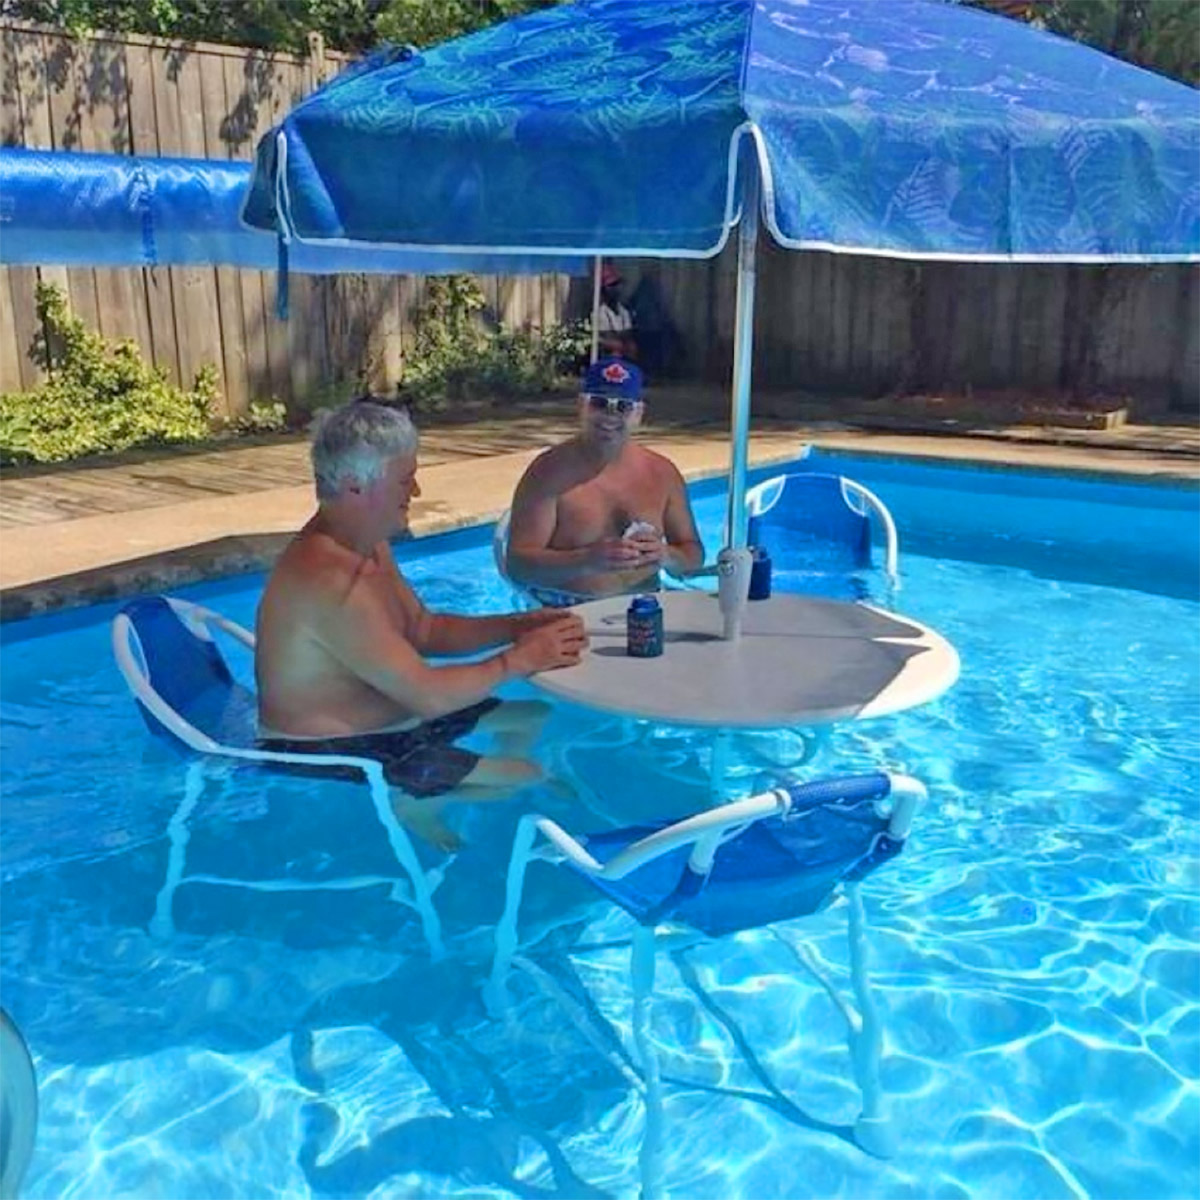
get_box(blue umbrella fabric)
[244,0,1200,263]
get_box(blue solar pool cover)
[243,0,1200,262]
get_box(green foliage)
[401,275,589,408]
[232,399,289,433]
[0,283,218,464]
[375,0,554,48]
[965,0,1199,86]
[2,0,558,54]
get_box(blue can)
[627,594,664,657]
[749,546,773,600]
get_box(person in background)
[506,357,704,605]
[255,398,587,851]
[595,262,638,361]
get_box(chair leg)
[630,925,665,1200]
[486,814,541,1016]
[150,760,205,939]
[845,881,893,1159]
[363,772,446,960]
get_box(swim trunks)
[259,698,502,798]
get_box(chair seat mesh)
[575,775,902,937]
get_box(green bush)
[0,283,220,465]
[402,275,590,408]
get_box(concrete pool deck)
[2,384,1197,621]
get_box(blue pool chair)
[111,595,447,957]
[745,472,900,599]
[488,771,926,1197]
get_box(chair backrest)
[518,772,924,939]
[112,596,259,753]
[587,773,913,937]
[746,472,899,588]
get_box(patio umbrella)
[243,0,1200,547]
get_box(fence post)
[305,31,327,93]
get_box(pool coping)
[1,424,1196,623]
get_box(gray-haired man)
[255,399,586,850]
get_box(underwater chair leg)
[630,924,665,1200]
[150,760,206,939]
[846,881,893,1158]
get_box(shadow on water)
[290,955,617,1199]
[666,948,855,1147]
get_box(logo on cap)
[582,356,643,399]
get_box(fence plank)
[39,31,104,343]
[5,268,42,391]
[118,38,183,389]
[0,269,26,391]
[221,51,276,404]
[197,49,250,420]
[171,50,227,406]
[1176,268,1200,410]
[76,38,153,358]
[1,26,22,145]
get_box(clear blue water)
[2,449,1198,1200]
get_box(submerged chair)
[0,1007,37,1199]
[112,595,447,957]
[488,770,926,1198]
[745,472,900,600]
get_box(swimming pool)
[2,448,1197,1200]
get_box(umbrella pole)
[590,255,603,364]
[725,166,760,549]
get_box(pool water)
[2,450,1197,1200]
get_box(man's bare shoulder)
[517,440,585,494]
[630,443,687,483]
[266,530,382,612]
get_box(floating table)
[530,591,959,729]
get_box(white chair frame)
[745,473,901,591]
[487,774,926,1198]
[112,597,447,958]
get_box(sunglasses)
[585,394,641,414]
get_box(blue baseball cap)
[582,357,643,400]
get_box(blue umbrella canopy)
[244,0,1200,262]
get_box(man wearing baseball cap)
[506,356,704,604]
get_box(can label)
[627,603,664,657]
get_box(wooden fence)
[632,241,1198,412]
[2,20,1196,416]
[0,21,572,418]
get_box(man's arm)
[420,608,571,657]
[314,567,584,721]
[378,545,560,656]
[659,462,704,577]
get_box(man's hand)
[506,613,588,674]
[586,537,661,570]
[510,607,573,635]
[627,529,666,566]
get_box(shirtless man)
[506,358,704,603]
[256,399,586,850]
